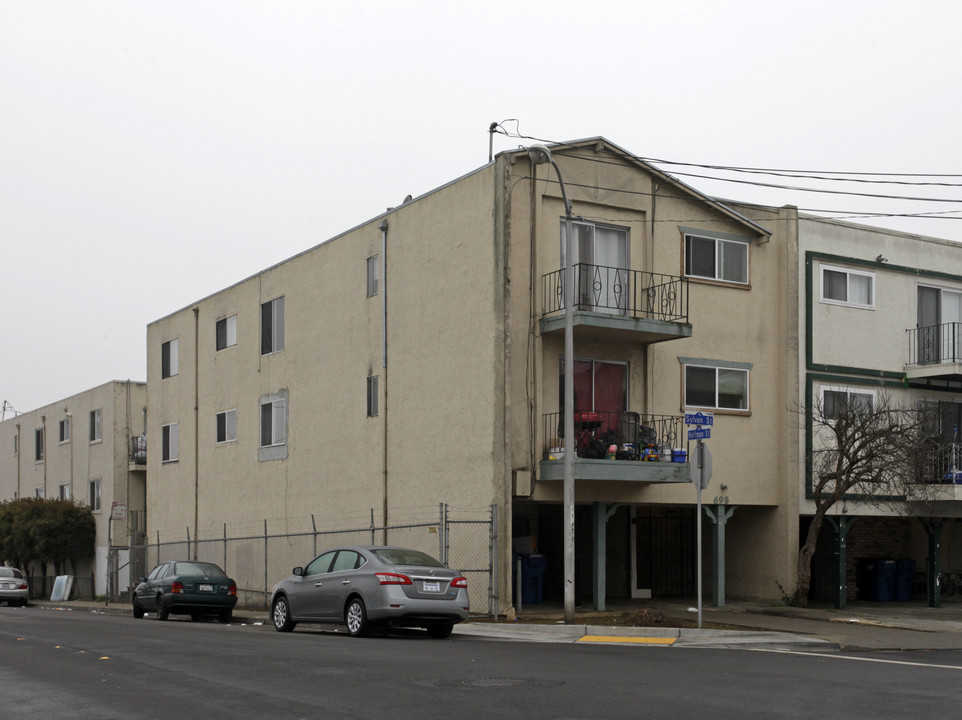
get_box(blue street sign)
[685,412,714,426]
[688,427,711,441]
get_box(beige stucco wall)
[0,380,146,594]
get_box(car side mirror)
[137,577,146,582]
[293,567,304,577]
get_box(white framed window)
[367,255,379,297]
[684,233,749,284]
[59,417,70,444]
[261,296,285,355]
[162,422,179,462]
[35,428,44,461]
[90,408,102,443]
[258,390,289,462]
[59,484,70,501]
[820,386,875,420]
[367,376,378,417]
[216,409,237,444]
[35,488,45,499]
[560,220,629,312]
[820,265,875,309]
[89,479,101,511]
[682,358,750,412]
[162,338,179,378]
[216,315,237,351]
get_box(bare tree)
[795,391,929,606]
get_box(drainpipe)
[193,307,200,560]
[379,219,389,543]
[15,423,21,499]
[41,415,47,497]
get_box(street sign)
[111,501,126,520]
[688,427,711,441]
[685,412,714,426]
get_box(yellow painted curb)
[578,636,676,645]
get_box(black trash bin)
[894,559,915,601]
[521,554,547,605]
[875,559,897,602]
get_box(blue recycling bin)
[894,559,915,601]
[874,559,897,602]
[521,554,547,605]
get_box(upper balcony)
[905,323,962,382]
[539,410,690,484]
[541,264,691,344]
[128,435,147,472]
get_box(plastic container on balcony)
[672,449,687,463]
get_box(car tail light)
[171,581,184,594]
[450,576,467,589]
[17,582,28,590]
[375,572,412,585]
[228,583,237,596]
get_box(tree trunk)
[796,509,827,607]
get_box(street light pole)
[528,145,576,623]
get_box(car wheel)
[426,623,454,639]
[218,608,232,624]
[156,598,169,621]
[271,596,296,632]
[132,597,145,619]
[345,597,370,637]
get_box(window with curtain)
[820,265,874,308]
[560,221,628,313]
[684,363,749,411]
[559,358,628,443]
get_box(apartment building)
[145,138,802,613]
[0,380,147,597]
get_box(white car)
[0,568,29,607]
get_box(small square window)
[59,484,71,501]
[35,488,45,499]
[216,315,237,351]
[162,338,179,378]
[820,265,875,309]
[684,363,749,411]
[216,410,237,444]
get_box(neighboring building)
[0,381,147,597]
[146,138,801,612]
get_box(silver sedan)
[270,545,470,638]
[0,567,29,607]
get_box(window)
[161,338,179,378]
[35,428,44,461]
[13,434,17,456]
[89,479,101,511]
[216,410,237,444]
[682,359,750,411]
[367,376,378,417]
[89,408,102,442]
[258,390,289,462]
[917,285,962,363]
[684,233,749,284]
[59,418,70,444]
[332,550,362,572]
[162,422,179,462]
[216,315,237,351]
[820,265,874,308]
[821,387,875,420]
[59,484,70,501]
[261,296,285,355]
[561,221,629,312]
[305,551,336,576]
[367,255,379,297]
[35,488,45,499]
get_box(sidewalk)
[24,596,962,651]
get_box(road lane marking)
[753,648,962,670]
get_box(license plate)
[198,583,214,592]
[0,583,11,589]
[422,581,441,593]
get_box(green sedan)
[132,561,237,622]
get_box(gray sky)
[3,0,962,413]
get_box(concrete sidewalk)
[23,596,962,651]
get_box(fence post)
[311,514,317,557]
[223,523,227,571]
[264,519,269,610]
[489,503,498,617]
[438,503,445,563]
[156,530,160,566]
[370,508,375,545]
[186,526,191,563]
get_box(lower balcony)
[539,411,690,484]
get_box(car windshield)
[372,548,445,567]
[173,562,227,578]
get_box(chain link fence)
[109,503,497,617]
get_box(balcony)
[539,411,690,484]
[541,264,691,344]
[905,323,962,382]
[129,435,146,472]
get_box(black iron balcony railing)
[542,411,686,460]
[130,435,147,465]
[541,264,689,322]
[917,443,962,484]
[907,322,962,366]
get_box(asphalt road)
[2,605,961,719]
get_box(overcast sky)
[3,1,962,414]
